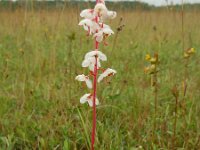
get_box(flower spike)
[76,1,117,149]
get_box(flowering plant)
[75,0,117,149]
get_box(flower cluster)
[184,48,195,59]
[144,53,159,74]
[76,0,117,107]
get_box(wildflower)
[75,74,92,89]
[82,57,101,71]
[107,11,117,19]
[184,48,196,59]
[98,68,117,82]
[94,27,114,42]
[144,65,156,74]
[144,53,159,74]
[102,11,117,21]
[188,48,195,54]
[78,19,99,35]
[77,1,117,148]
[85,50,107,61]
[184,52,190,59]
[80,94,99,107]
[145,54,151,61]
[82,51,107,71]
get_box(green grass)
[0,7,200,149]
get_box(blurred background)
[0,0,200,149]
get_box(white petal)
[82,59,90,67]
[85,79,93,89]
[98,68,117,82]
[97,51,107,61]
[80,94,90,104]
[88,99,93,107]
[75,74,86,81]
[80,9,95,19]
[103,28,114,35]
[96,35,103,43]
[107,11,117,19]
[98,74,104,83]
[95,98,100,105]
[85,51,107,61]
[78,19,94,32]
[83,25,89,31]
[85,51,97,60]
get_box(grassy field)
[0,4,200,150]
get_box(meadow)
[0,3,200,150]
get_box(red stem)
[91,14,99,150]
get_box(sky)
[138,0,200,6]
[88,0,200,6]
[8,0,200,6]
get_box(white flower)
[105,11,117,20]
[94,3,108,17]
[85,50,107,61]
[98,68,117,82]
[78,19,99,35]
[93,27,114,42]
[80,9,95,19]
[103,27,114,35]
[82,57,101,71]
[80,94,99,107]
[75,74,93,89]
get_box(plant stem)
[172,95,178,149]
[91,8,99,149]
[153,70,158,139]
[181,0,188,129]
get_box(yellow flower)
[184,52,190,59]
[188,48,195,54]
[145,54,151,61]
[150,58,157,63]
[144,64,156,74]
